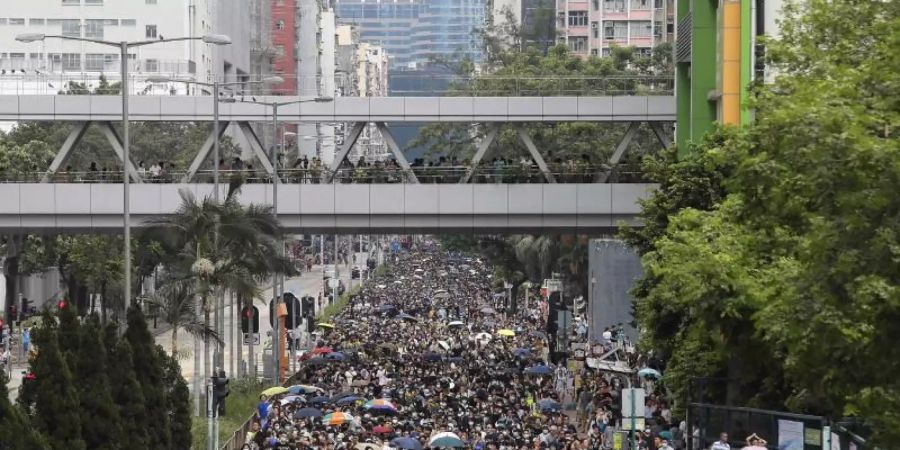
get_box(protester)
[245,248,584,449]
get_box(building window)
[654,0,663,7]
[85,19,104,38]
[275,20,285,30]
[29,18,45,26]
[62,0,80,4]
[604,0,626,12]
[144,59,158,72]
[146,0,158,3]
[145,24,157,38]
[0,19,6,25]
[569,37,587,52]
[591,48,599,55]
[8,18,25,26]
[654,20,663,38]
[121,19,136,27]
[591,21,599,38]
[85,53,104,71]
[630,0,650,10]
[605,21,627,39]
[275,45,285,57]
[630,20,652,37]
[85,0,103,4]
[61,53,81,71]
[61,19,80,37]
[568,11,588,27]
[602,48,611,57]
[592,0,600,9]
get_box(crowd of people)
[242,249,590,450]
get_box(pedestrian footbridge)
[0,182,655,233]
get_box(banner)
[777,420,804,450]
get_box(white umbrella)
[448,321,465,327]
[437,340,450,351]
[429,432,465,448]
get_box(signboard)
[621,388,646,418]
[804,428,822,445]
[777,419,804,450]
[243,333,260,345]
[328,278,340,289]
[206,382,215,418]
[612,432,625,450]
[621,418,645,431]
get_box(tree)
[75,316,124,450]
[124,307,172,449]
[0,140,54,181]
[17,315,86,450]
[144,276,220,357]
[0,372,49,450]
[160,346,193,449]
[622,0,900,443]
[105,326,151,450]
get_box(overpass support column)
[235,122,278,181]
[326,122,366,183]
[374,122,418,183]
[97,122,143,183]
[42,121,91,183]
[596,121,640,183]
[516,127,556,183]
[649,122,672,149]
[182,121,234,182]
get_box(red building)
[271,0,298,95]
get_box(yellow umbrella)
[261,386,289,397]
[497,329,515,337]
[317,322,336,329]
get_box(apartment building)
[0,0,262,94]
[556,0,674,58]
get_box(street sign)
[243,333,260,345]
[328,278,339,289]
[206,382,215,418]
[622,387,646,419]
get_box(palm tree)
[145,177,296,415]
[143,277,220,358]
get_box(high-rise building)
[0,0,261,94]
[674,0,782,149]
[335,0,487,70]
[555,0,674,58]
[271,0,298,95]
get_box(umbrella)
[372,425,393,434]
[433,292,451,300]
[447,320,465,327]
[529,331,548,339]
[364,399,398,413]
[437,340,451,351]
[447,356,464,364]
[326,352,347,361]
[322,412,356,426]
[397,313,419,322]
[422,352,443,362]
[279,395,303,405]
[305,357,329,366]
[288,384,323,395]
[429,432,465,448]
[659,431,674,441]
[331,391,358,401]
[377,304,397,312]
[497,329,515,337]
[638,368,662,379]
[293,407,323,418]
[537,398,562,412]
[308,395,330,404]
[513,348,531,358]
[317,322,336,329]
[525,365,554,376]
[391,437,424,450]
[335,395,364,405]
[480,307,496,314]
[261,386,289,397]
[474,332,491,342]
[312,346,333,355]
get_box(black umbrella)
[306,357,329,366]
[308,395,330,404]
[294,407,323,418]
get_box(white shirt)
[711,440,731,450]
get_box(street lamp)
[226,95,332,383]
[16,32,231,314]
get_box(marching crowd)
[242,250,589,450]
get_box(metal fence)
[688,403,868,450]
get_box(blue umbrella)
[447,356,464,364]
[638,368,662,379]
[377,304,397,312]
[293,407,323,419]
[335,395,364,405]
[390,437,423,450]
[308,395,330,404]
[423,352,443,362]
[513,348,531,358]
[537,398,562,412]
[525,365,553,376]
[325,352,347,361]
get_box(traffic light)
[241,306,259,334]
[212,369,229,416]
[301,295,315,319]
[57,300,68,310]
[283,293,302,330]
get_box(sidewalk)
[153,262,354,385]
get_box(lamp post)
[229,96,332,383]
[15,32,232,316]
